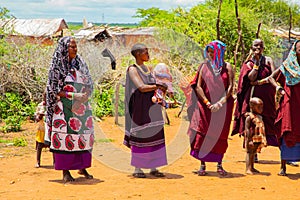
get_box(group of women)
[45,36,300,182]
[187,38,300,176]
[124,38,300,178]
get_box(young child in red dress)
[244,97,267,175]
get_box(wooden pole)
[216,0,223,40]
[256,23,262,39]
[234,0,243,69]
[114,82,120,125]
[289,8,292,43]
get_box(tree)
[135,0,298,70]
[0,7,53,101]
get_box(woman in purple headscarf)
[186,40,234,176]
[46,36,94,182]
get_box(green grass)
[0,139,12,144]
[0,138,27,146]
[96,138,115,143]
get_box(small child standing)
[244,97,267,175]
[34,92,47,168]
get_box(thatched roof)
[272,27,300,40]
[0,18,68,37]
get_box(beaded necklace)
[252,55,263,67]
[135,63,151,75]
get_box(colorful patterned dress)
[46,36,94,170]
[50,66,94,170]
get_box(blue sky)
[1,0,204,23]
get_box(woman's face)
[207,47,214,61]
[68,39,77,60]
[252,39,264,55]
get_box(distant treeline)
[67,22,138,30]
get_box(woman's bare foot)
[63,170,75,182]
[78,168,93,179]
[278,168,287,176]
[35,162,40,168]
[251,168,260,173]
[246,169,254,175]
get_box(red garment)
[187,62,234,154]
[232,59,277,141]
[275,72,300,147]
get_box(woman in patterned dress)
[46,36,94,182]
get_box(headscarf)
[280,40,300,86]
[204,40,226,76]
[46,36,93,134]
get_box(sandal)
[286,161,299,167]
[217,165,227,176]
[78,169,93,179]
[132,172,146,178]
[196,165,207,176]
[150,170,165,177]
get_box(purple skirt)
[131,144,167,168]
[54,151,92,170]
[190,150,224,162]
[266,134,279,147]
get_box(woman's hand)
[210,102,222,112]
[250,81,259,86]
[276,86,285,96]
[248,141,254,149]
[72,100,82,111]
[73,92,89,103]
[156,83,168,92]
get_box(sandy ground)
[0,107,300,200]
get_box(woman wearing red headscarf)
[186,40,234,176]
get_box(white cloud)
[1,0,299,24]
[45,0,70,7]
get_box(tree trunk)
[216,0,223,40]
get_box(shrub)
[0,92,37,132]
[92,87,114,118]
[13,137,27,147]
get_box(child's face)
[252,102,263,114]
[138,48,149,62]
